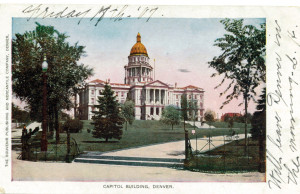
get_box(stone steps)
[74,154,184,168]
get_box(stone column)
[159,89,161,105]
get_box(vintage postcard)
[0,2,300,194]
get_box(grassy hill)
[66,120,248,152]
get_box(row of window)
[129,56,148,62]
[91,90,125,97]
[175,94,203,100]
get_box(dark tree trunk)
[48,106,54,134]
[54,103,59,144]
[244,93,248,153]
[258,133,265,172]
[74,93,77,119]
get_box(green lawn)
[210,121,251,129]
[185,138,265,173]
[68,120,248,152]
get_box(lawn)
[210,121,251,129]
[185,138,265,173]
[68,120,249,152]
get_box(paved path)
[185,121,215,128]
[100,135,247,159]
[12,132,261,182]
[11,122,41,139]
[12,151,264,182]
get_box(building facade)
[78,33,205,121]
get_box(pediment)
[145,80,169,88]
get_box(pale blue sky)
[12,17,265,115]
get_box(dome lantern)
[130,32,148,57]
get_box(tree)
[12,23,93,141]
[160,106,181,130]
[62,118,83,133]
[92,83,124,142]
[208,19,266,147]
[250,87,266,139]
[12,103,30,123]
[120,100,135,130]
[180,93,188,121]
[204,109,215,124]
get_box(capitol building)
[78,33,205,121]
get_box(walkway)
[12,150,264,182]
[74,134,251,168]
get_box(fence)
[19,130,81,162]
[186,133,265,173]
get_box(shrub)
[62,119,83,133]
[87,128,91,133]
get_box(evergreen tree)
[250,87,266,139]
[92,83,124,142]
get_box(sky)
[12,17,265,117]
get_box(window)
[195,95,197,99]
[121,92,124,97]
[189,95,191,99]
[91,90,94,95]
[116,92,118,96]
[99,90,101,95]
[150,108,154,115]
[91,98,94,104]
[176,95,178,99]
[156,108,159,115]
[176,102,179,107]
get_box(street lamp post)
[41,54,48,151]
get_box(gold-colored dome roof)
[130,33,148,57]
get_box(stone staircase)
[12,137,22,151]
[74,153,184,168]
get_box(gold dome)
[130,33,148,57]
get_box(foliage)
[227,117,234,129]
[251,88,266,139]
[208,19,266,109]
[180,93,188,121]
[208,19,265,144]
[62,119,83,133]
[188,99,198,121]
[60,111,71,121]
[12,22,93,132]
[120,100,135,130]
[160,105,181,130]
[12,103,30,123]
[204,109,216,123]
[91,84,124,142]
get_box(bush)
[62,119,83,133]
[87,128,91,133]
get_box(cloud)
[178,69,190,73]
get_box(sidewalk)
[12,134,264,182]
[12,150,264,182]
[11,122,41,139]
[101,135,248,159]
